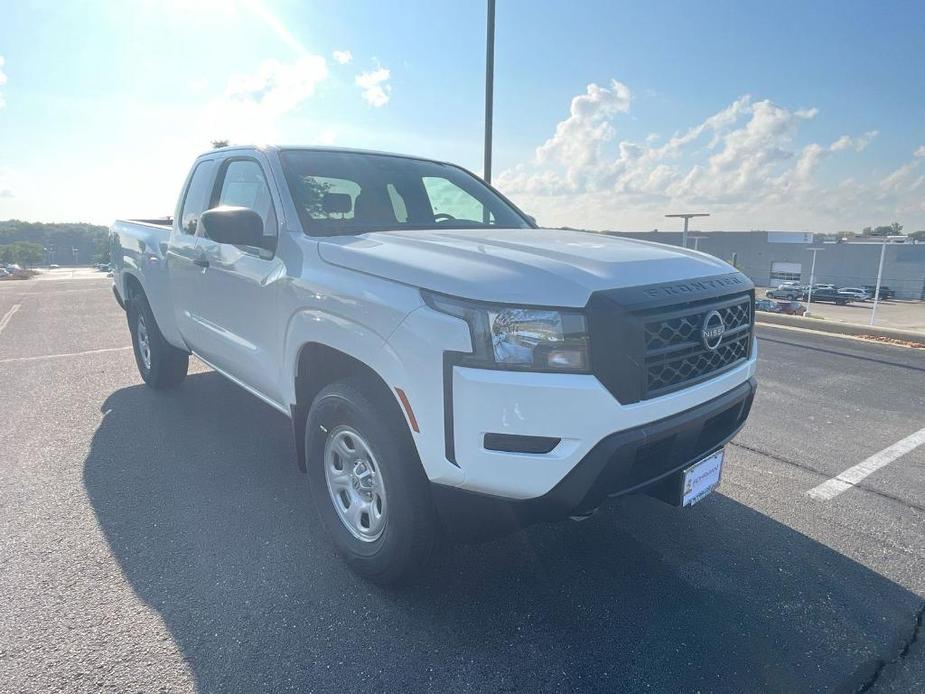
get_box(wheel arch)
[291,342,414,473]
[121,271,145,304]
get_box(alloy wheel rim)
[137,314,152,371]
[323,425,388,542]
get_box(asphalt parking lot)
[1,276,923,693]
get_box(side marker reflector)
[394,387,420,433]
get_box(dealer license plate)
[682,449,724,507]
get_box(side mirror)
[199,206,268,248]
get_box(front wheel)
[305,378,437,584]
[128,294,189,389]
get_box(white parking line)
[807,425,925,500]
[0,346,132,364]
[0,304,22,336]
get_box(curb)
[755,312,925,346]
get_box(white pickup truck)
[111,145,757,583]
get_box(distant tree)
[0,219,109,265]
[865,222,904,237]
[909,230,925,241]
[0,241,44,266]
[93,234,111,263]
[211,139,229,149]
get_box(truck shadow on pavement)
[84,372,918,694]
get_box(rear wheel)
[305,378,437,584]
[128,293,189,389]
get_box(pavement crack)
[728,440,925,514]
[853,601,925,693]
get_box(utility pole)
[483,0,496,184]
[804,247,825,317]
[869,241,888,326]
[665,213,710,248]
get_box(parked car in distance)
[755,298,781,313]
[0,268,9,278]
[863,285,895,299]
[776,301,806,315]
[837,287,871,301]
[49,264,60,269]
[813,283,836,291]
[807,288,851,305]
[777,281,801,289]
[767,287,803,300]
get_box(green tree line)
[0,219,110,265]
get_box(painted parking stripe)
[0,304,21,337]
[0,346,132,364]
[807,425,925,501]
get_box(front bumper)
[433,375,756,539]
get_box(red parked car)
[775,300,806,316]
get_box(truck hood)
[317,228,735,307]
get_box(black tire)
[127,293,189,389]
[305,377,437,584]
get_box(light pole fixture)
[688,234,709,251]
[804,247,825,316]
[483,0,496,184]
[665,213,710,248]
[869,241,888,327]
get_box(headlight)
[422,291,590,372]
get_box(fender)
[281,306,467,488]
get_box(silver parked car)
[838,287,871,301]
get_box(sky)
[0,0,923,232]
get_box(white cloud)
[830,130,878,152]
[915,145,925,158]
[332,50,353,65]
[355,67,391,107]
[0,55,7,109]
[535,79,630,188]
[496,80,924,232]
[205,54,329,143]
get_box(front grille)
[642,294,752,398]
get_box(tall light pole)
[688,234,708,251]
[869,241,888,326]
[665,213,710,248]
[804,247,824,317]
[483,0,496,184]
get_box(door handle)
[193,257,210,268]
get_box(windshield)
[279,150,532,236]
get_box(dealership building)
[604,230,925,299]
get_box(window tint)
[279,150,529,236]
[297,176,361,220]
[216,160,277,237]
[180,160,215,235]
[422,176,492,223]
